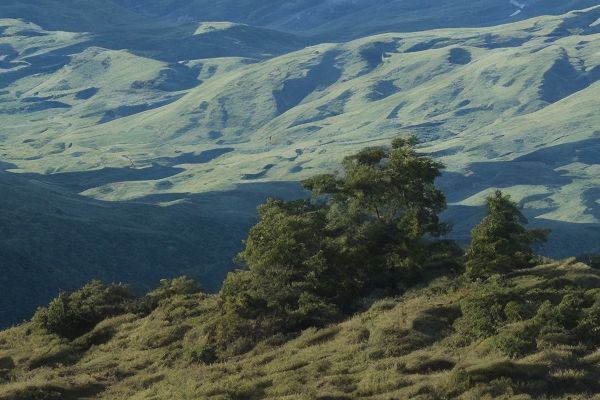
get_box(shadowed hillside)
[114,0,600,40]
[0,167,302,327]
[0,3,307,62]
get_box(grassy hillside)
[1,8,597,254]
[0,3,307,62]
[2,259,600,399]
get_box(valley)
[0,1,599,328]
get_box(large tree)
[303,136,453,286]
[217,199,340,348]
[217,137,457,349]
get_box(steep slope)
[2,8,597,255]
[2,259,600,399]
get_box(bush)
[123,276,203,317]
[33,280,134,340]
[189,345,218,364]
[576,301,600,343]
[493,322,538,358]
[454,280,513,341]
[504,300,526,323]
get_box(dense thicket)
[33,276,202,339]
[214,137,462,349]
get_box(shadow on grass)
[0,166,304,328]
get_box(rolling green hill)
[1,8,598,252]
[0,4,599,329]
[2,259,600,399]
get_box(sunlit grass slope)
[3,259,600,399]
[2,8,597,239]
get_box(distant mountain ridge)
[3,1,597,45]
[0,1,308,61]
[113,0,600,39]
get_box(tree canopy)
[216,137,459,349]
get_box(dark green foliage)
[32,280,134,340]
[576,299,600,342]
[304,135,448,241]
[126,276,203,316]
[493,322,538,358]
[465,191,549,278]
[454,279,514,340]
[189,345,218,364]
[216,199,342,347]
[503,300,526,322]
[455,274,600,358]
[217,137,455,349]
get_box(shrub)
[504,300,526,322]
[576,301,600,343]
[465,191,549,278]
[189,345,218,364]
[555,293,585,329]
[493,322,538,358]
[123,276,203,317]
[33,280,134,340]
[454,280,513,341]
